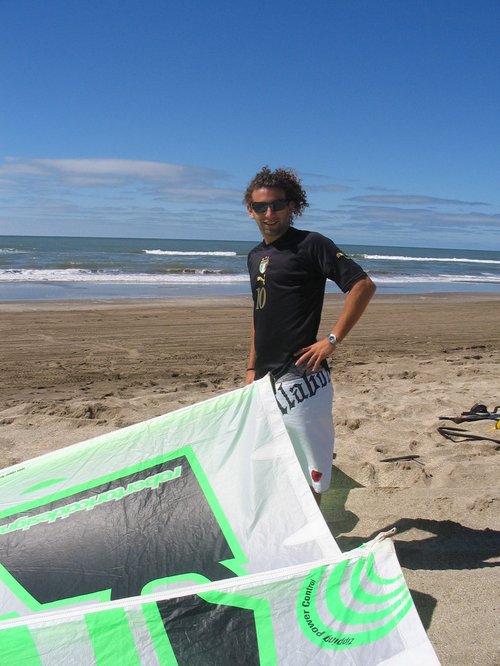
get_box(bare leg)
[312,488,321,506]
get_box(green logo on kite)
[0,466,182,536]
[297,552,413,650]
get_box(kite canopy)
[0,377,440,664]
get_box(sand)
[1,292,499,664]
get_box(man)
[244,166,376,505]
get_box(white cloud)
[339,204,500,227]
[307,183,352,193]
[348,194,489,207]
[0,156,243,212]
[0,156,251,238]
[1,156,499,246]
[153,186,241,204]
[0,157,228,189]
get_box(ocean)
[0,235,499,301]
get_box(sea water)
[0,235,499,301]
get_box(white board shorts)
[273,367,334,494]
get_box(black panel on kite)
[0,456,237,604]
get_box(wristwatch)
[327,333,339,346]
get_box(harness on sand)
[438,403,500,443]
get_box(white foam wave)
[2,268,498,286]
[144,249,237,257]
[371,273,500,284]
[363,254,500,265]
[0,269,249,284]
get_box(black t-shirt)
[247,227,367,379]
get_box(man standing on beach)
[244,166,376,505]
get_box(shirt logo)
[257,256,270,287]
[255,256,269,309]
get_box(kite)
[0,377,439,664]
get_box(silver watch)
[327,333,338,346]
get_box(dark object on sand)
[439,403,500,424]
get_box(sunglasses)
[250,199,289,213]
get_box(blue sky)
[1,0,498,249]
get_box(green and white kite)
[0,377,439,664]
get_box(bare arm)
[295,276,376,372]
[246,319,257,385]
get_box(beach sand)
[1,292,499,664]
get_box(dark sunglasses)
[250,199,289,213]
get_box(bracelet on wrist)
[246,367,255,371]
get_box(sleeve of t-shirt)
[309,233,368,293]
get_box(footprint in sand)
[96,342,140,359]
